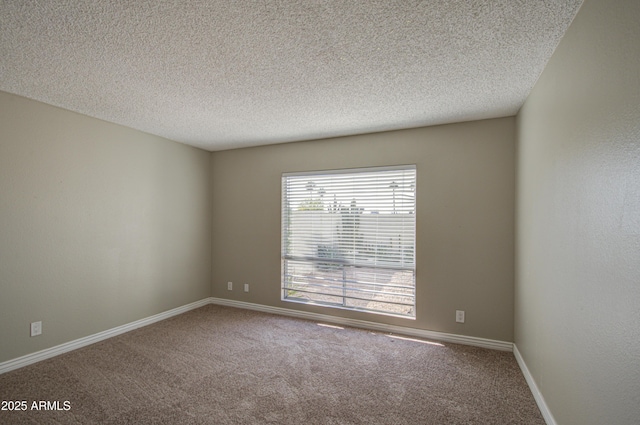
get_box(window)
[281,165,416,318]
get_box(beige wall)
[0,92,212,363]
[211,118,516,342]
[515,0,640,423]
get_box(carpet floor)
[0,305,544,424]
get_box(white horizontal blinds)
[282,166,416,317]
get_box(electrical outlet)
[244,283,249,292]
[456,310,465,323]
[227,281,233,291]
[30,321,42,337]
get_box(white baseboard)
[0,298,211,375]
[210,298,513,352]
[513,344,556,425]
[1,297,513,375]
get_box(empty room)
[1,0,638,424]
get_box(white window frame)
[281,165,416,318]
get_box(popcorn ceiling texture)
[0,1,583,151]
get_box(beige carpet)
[0,305,544,424]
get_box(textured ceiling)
[0,1,583,151]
